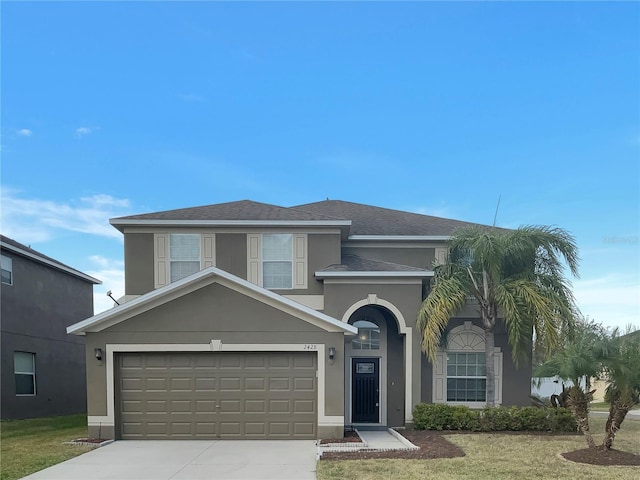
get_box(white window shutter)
[494,350,503,405]
[293,234,307,289]
[434,247,448,266]
[154,233,169,288]
[432,351,446,403]
[201,234,215,269]
[247,234,261,286]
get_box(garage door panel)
[294,377,315,391]
[118,352,317,439]
[269,378,290,390]
[195,377,216,391]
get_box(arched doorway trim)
[342,295,414,423]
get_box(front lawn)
[0,414,93,480]
[317,416,640,480]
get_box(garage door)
[117,352,317,439]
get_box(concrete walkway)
[21,440,317,480]
[317,428,418,456]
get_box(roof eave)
[0,241,101,285]
[347,235,451,241]
[315,270,434,279]
[110,218,352,233]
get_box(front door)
[351,358,379,423]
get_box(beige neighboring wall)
[84,282,347,439]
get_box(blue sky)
[2,1,638,327]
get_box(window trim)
[1,254,13,285]
[14,351,36,396]
[432,321,503,407]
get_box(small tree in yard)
[537,322,640,450]
[600,329,640,450]
[534,317,605,448]
[418,225,579,407]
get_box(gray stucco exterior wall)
[124,233,154,295]
[1,251,93,419]
[215,233,247,279]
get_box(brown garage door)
[117,351,317,439]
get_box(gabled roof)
[0,235,101,285]
[316,254,433,279]
[294,200,484,236]
[110,200,351,232]
[67,266,357,336]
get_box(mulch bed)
[321,429,640,466]
[561,447,640,466]
[319,430,363,445]
[320,430,465,460]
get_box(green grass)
[589,402,610,411]
[0,414,93,480]
[317,416,640,480]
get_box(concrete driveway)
[21,440,317,480]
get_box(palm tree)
[418,225,579,407]
[534,317,605,448]
[600,329,640,450]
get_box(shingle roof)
[293,200,485,236]
[0,235,101,284]
[110,199,492,237]
[318,254,429,273]
[112,200,343,222]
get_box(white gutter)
[315,270,434,278]
[347,235,450,241]
[1,241,101,284]
[110,219,352,228]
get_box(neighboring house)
[1,235,101,419]
[68,200,532,440]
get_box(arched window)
[352,319,380,350]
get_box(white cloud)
[0,188,131,243]
[178,93,207,103]
[75,126,97,137]
[17,128,33,137]
[574,274,640,330]
[86,256,125,315]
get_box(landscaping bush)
[412,403,577,432]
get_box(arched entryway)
[344,304,406,427]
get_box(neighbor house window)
[169,234,200,282]
[446,352,486,402]
[262,234,293,289]
[352,320,380,350]
[14,352,36,395]
[1,255,12,285]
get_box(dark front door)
[352,358,379,423]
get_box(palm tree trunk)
[567,386,596,448]
[603,397,631,450]
[485,327,496,407]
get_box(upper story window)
[352,319,380,350]
[262,234,293,289]
[14,351,36,396]
[1,254,12,285]
[169,234,201,282]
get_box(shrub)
[412,403,577,432]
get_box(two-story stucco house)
[1,235,101,419]
[68,200,531,440]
